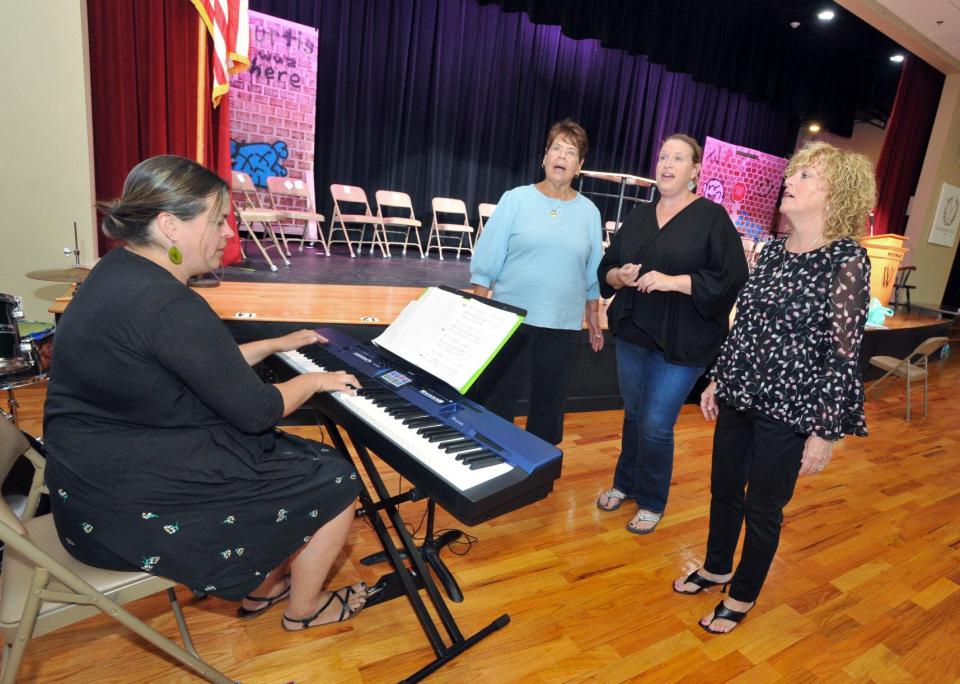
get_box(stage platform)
[168,282,959,413]
[50,248,954,413]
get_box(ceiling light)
[890,54,905,63]
[808,123,821,133]
[817,9,835,21]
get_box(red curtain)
[87,0,241,263]
[873,56,945,236]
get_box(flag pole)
[195,14,207,164]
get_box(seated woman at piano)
[675,142,874,634]
[596,134,748,534]
[469,119,604,445]
[43,155,368,631]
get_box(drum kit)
[1,266,88,425]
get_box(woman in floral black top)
[672,142,876,634]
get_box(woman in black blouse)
[673,142,875,635]
[45,156,368,631]
[596,135,748,533]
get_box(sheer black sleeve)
[799,251,871,439]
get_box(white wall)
[0,0,96,323]
[903,74,960,305]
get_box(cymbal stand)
[4,389,20,425]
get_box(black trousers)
[704,403,806,603]
[468,323,578,445]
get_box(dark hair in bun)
[98,155,229,246]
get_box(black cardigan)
[598,197,749,366]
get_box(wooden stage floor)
[6,347,960,682]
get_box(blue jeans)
[613,340,705,513]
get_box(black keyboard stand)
[318,412,509,683]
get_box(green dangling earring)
[168,244,183,265]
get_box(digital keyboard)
[271,327,563,525]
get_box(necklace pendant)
[550,209,558,218]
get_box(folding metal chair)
[231,170,289,271]
[0,418,232,683]
[266,175,330,257]
[375,190,424,258]
[603,221,620,248]
[867,336,948,421]
[329,185,387,258]
[476,203,497,239]
[427,198,474,260]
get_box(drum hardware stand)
[318,412,509,683]
[4,389,21,426]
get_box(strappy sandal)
[596,487,627,512]
[282,582,367,631]
[673,569,729,595]
[700,600,754,634]
[626,508,662,534]
[236,576,291,619]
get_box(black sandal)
[236,578,291,619]
[282,583,367,631]
[700,600,753,634]
[673,569,729,595]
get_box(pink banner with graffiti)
[697,136,787,243]
[229,12,318,190]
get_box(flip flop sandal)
[700,600,753,634]
[596,487,627,511]
[282,582,367,631]
[626,508,662,534]
[673,569,729,595]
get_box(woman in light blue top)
[469,119,604,445]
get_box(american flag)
[191,0,250,106]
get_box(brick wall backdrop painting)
[698,136,787,243]
[229,11,318,238]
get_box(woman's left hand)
[586,313,604,352]
[275,329,327,353]
[799,435,834,476]
[635,270,676,293]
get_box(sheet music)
[373,288,523,392]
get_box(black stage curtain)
[249,0,798,224]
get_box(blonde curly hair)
[784,141,877,241]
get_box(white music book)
[372,287,525,393]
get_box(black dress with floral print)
[712,237,871,440]
[43,248,362,601]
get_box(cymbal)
[25,266,91,283]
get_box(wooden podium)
[859,234,909,305]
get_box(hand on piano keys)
[315,370,362,396]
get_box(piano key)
[418,425,453,436]
[387,409,422,418]
[460,450,496,463]
[402,416,436,427]
[455,448,490,461]
[469,456,506,470]
[427,430,462,443]
[436,437,472,448]
[443,441,480,453]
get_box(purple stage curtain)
[873,56,944,236]
[249,0,795,223]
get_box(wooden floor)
[5,354,960,683]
